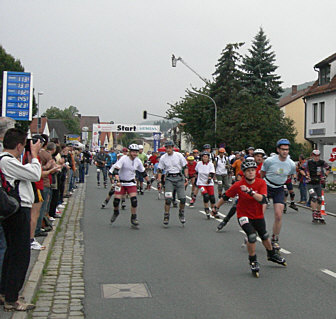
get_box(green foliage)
[43,105,80,134]
[167,28,308,156]
[241,27,283,101]
[153,120,176,133]
[0,45,37,132]
[121,132,141,147]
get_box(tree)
[43,105,80,134]
[241,27,283,101]
[0,45,37,132]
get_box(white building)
[305,53,336,162]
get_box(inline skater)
[106,148,117,183]
[157,141,188,226]
[195,152,217,219]
[95,146,109,188]
[192,149,200,162]
[110,144,151,227]
[186,156,197,204]
[214,148,230,199]
[136,145,148,195]
[212,160,286,277]
[304,150,330,223]
[260,139,296,251]
[189,144,212,206]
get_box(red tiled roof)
[314,52,336,68]
[304,76,336,98]
[30,117,48,134]
[278,87,311,108]
[80,116,100,131]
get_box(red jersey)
[149,155,159,165]
[225,177,267,219]
[187,161,197,177]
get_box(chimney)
[291,85,298,95]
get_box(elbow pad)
[222,194,230,201]
[113,168,120,176]
[209,173,215,178]
[259,195,268,204]
[142,171,148,178]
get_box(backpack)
[0,154,21,222]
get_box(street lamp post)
[171,55,217,148]
[37,92,44,134]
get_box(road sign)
[2,71,34,121]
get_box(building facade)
[305,53,336,161]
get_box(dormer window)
[319,65,330,85]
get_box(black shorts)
[307,183,322,198]
[267,185,285,204]
[238,217,268,239]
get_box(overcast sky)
[1,0,335,124]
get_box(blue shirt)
[261,155,296,188]
[107,152,117,166]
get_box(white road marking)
[321,269,336,279]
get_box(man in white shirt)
[214,148,230,199]
[0,128,41,311]
[157,141,188,226]
[110,144,150,227]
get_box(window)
[319,102,325,122]
[319,66,331,85]
[313,103,318,123]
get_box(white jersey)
[195,161,215,186]
[158,152,187,174]
[215,155,229,175]
[114,155,145,186]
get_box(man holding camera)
[0,128,41,311]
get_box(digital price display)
[2,71,33,121]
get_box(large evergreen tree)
[241,27,283,101]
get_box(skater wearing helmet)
[304,149,330,223]
[195,151,217,219]
[214,148,230,199]
[260,139,296,251]
[157,141,188,226]
[110,144,151,227]
[212,160,286,277]
[186,155,197,197]
[136,145,148,195]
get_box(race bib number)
[200,187,205,193]
[97,169,101,172]
[217,181,222,185]
[239,216,249,226]
[309,188,315,195]
[283,185,287,189]
[165,192,173,198]
[115,186,121,192]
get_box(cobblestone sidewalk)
[28,184,86,319]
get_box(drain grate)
[101,283,152,299]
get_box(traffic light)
[143,111,147,119]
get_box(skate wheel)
[253,271,259,278]
[283,262,287,267]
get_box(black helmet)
[241,160,257,171]
[247,146,255,151]
[203,144,211,149]
[201,151,210,157]
[165,140,174,147]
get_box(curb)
[10,194,73,319]
[291,202,336,217]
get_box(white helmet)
[129,144,139,151]
[254,148,265,156]
[138,145,144,150]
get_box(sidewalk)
[6,182,86,319]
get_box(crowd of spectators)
[0,127,92,312]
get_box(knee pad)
[179,198,186,205]
[113,198,120,208]
[290,192,295,200]
[248,233,257,243]
[203,193,210,203]
[108,189,115,196]
[260,231,269,241]
[284,189,289,197]
[165,198,172,206]
[209,195,216,204]
[130,196,137,208]
[317,197,322,205]
[310,194,318,203]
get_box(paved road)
[83,170,336,319]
